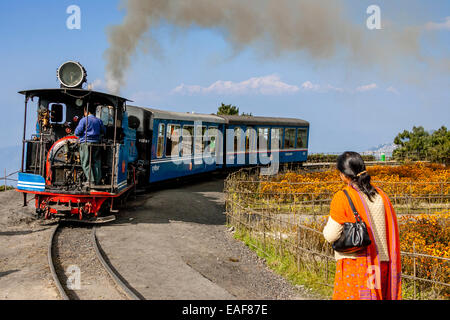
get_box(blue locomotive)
[16,61,309,222]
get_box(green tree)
[428,126,450,164]
[217,103,239,115]
[393,126,449,164]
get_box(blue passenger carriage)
[219,115,309,167]
[129,108,226,183]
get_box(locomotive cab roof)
[18,88,131,107]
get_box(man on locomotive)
[74,105,106,186]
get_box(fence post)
[248,211,252,239]
[409,181,412,215]
[263,214,266,252]
[278,215,282,257]
[312,194,315,214]
[413,242,417,300]
[3,168,6,192]
[297,227,300,272]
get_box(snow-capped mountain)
[361,143,398,157]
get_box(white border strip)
[18,181,45,186]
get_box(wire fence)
[226,167,449,218]
[1,169,18,191]
[224,166,450,300]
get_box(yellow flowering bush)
[399,211,449,297]
[260,163,449,201]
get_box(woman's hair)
[337,151,378,201]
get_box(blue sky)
[0,0,449,154]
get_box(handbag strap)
[343,189,362,223]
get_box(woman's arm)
[323,216,343,243]
[323,190,347,243]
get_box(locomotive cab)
[20,88,128,192]
[16,61,137,221]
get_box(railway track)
[48,222,142,300]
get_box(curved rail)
[91,226,143,300]
[48,223,69,300]
[48,223,143,300]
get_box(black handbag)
[332,189,372,253]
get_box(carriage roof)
[129,105,308,126]
[129,106,227,124]
[218,115,309,127]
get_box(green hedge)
[307,153,376,163]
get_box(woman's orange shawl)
[330,185,402,300]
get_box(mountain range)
[361,143,399,157]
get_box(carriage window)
[234,127,243,153]
[166,124,180,157]
[202,126,208,152]
[197,126,207,153]
[96,105,114,126]
[284,128,296,149]
[156,123,165,158]
[182,125,194,156]
[206,127,218,154]
[297,128,308,148]
[257,127,269,151]
[272,128,283,150]
[245,127,256,152]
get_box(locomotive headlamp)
[75,98,83,107]
[57,61,87,88]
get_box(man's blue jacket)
[74,115,106,143]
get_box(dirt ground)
[0,177,315,300]
[0,190,58,299]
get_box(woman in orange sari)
[323,151,401,300]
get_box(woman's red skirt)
[332,257,389,300]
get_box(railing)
[1,169,19,191]
[82,142,118,191]
[22,139,120,193]
[227,179,449,217]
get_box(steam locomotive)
[16,61,309,223]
